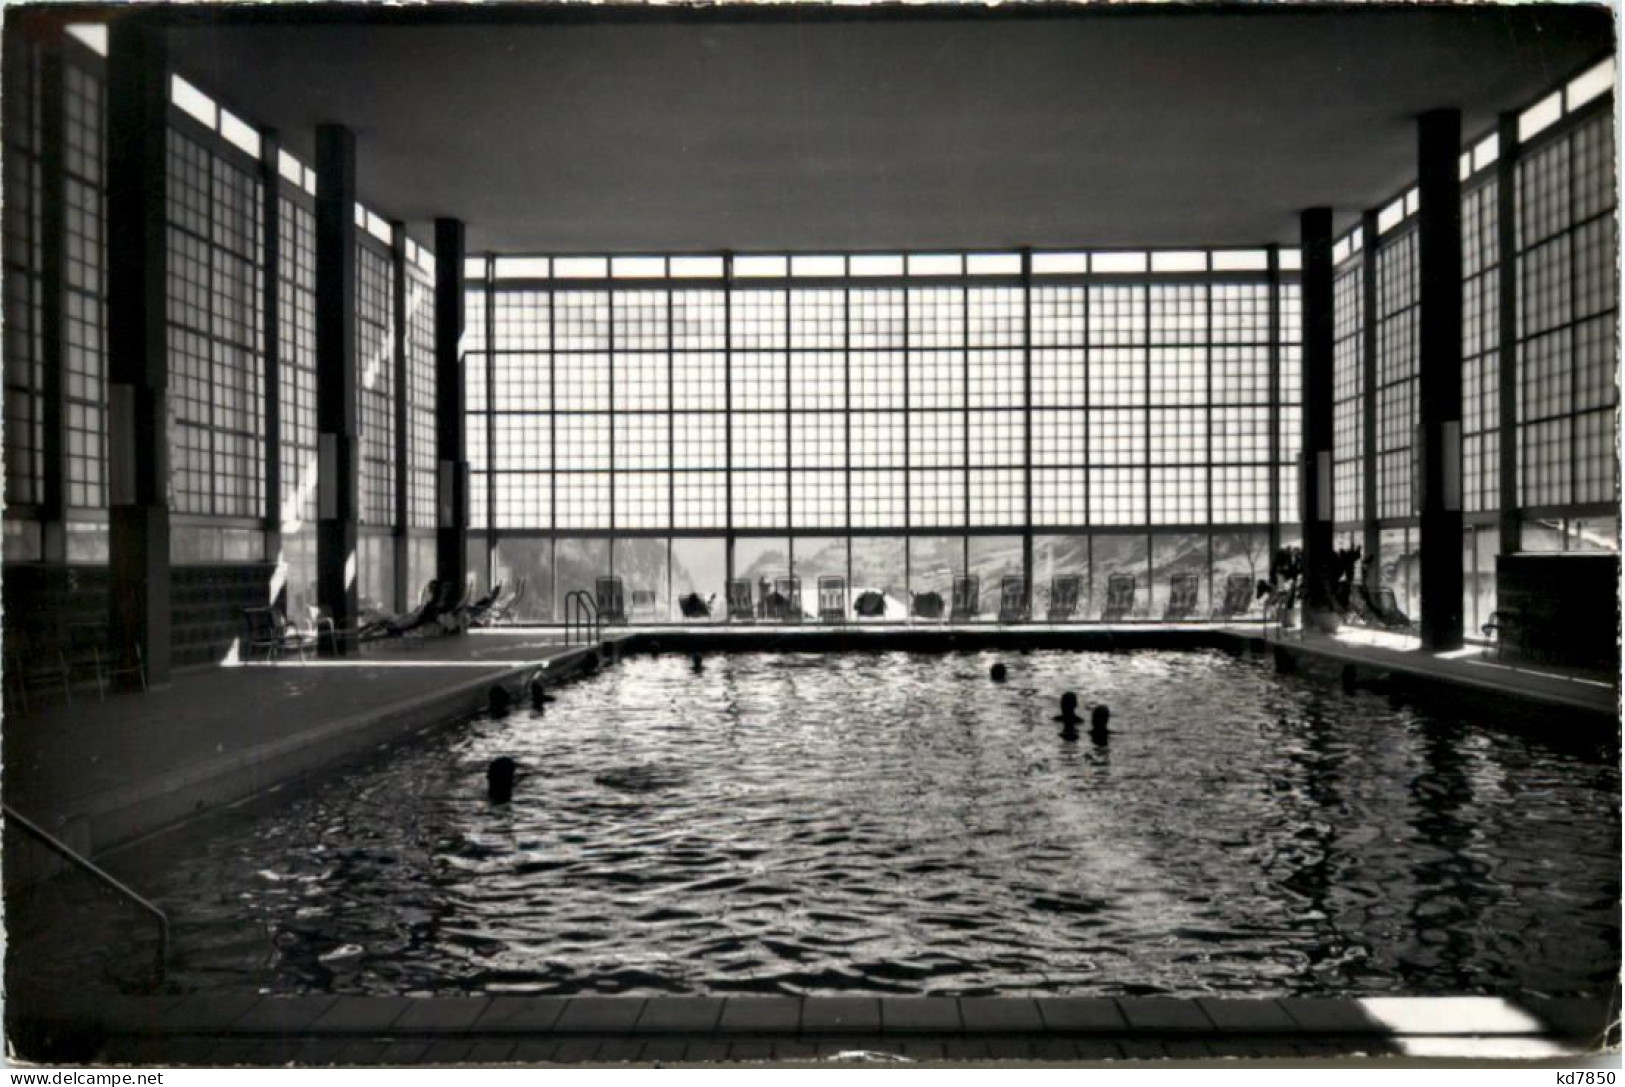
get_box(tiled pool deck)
[17,993,1616,1065]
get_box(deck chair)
[678,591,715,619]
[911,590,945,620]
[67,622,148,697]
[242,606,313,663]
[818,576,847,623]
[596,577,627,624]
[1101,574,1136,621]
[6,629,72,711]
[1481,609,1522,659]
[1163,573,1200,621]
[950,575,980,621]
[998,576,1029,623]
[855,590,888,618]
[1211,573,1255,620]
[726,579,755,622]
[1046,575,1082,622]
[630,589,657,618]
[762,576,800,621]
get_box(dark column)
[1360,209,1381,585]
[433,218,468,593]
[36,29,66,561]
[1299,209,1336,614]
[105,17,171,685]
[1495,112,1521,556]
[390,222,410,613]
[1266,245,1282,558]
[261,130,283,607]
[315,124,359,655]
[1415,108,1464,651]
[1021,249,1034,611]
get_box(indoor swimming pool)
[130,649,1618,1000]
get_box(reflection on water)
[124,650,1617,998]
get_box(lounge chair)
[817,576,846,623]
[596,576,627,624]
[630,589,657,618]
[362,578,452,639]
[1359,585,1415,631]
[463,582,506,628]
[950,575,980,621]
[998,576,1029,623]
[1211,573,1255,620]
[1163,573,1200,621]
[482,576,527,626]
[435,576,477,634]
[726,579,754,622]
[1101,574,1136,621]
[855,589,888,618]
[679,592,715,619]
[1046,575,1082,622]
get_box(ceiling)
[138,3,1615,254]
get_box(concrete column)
[433,218,468,593]
[1360,209,1381,586]
[315,124,359,655]
[1416,108,1465,650]
[1495,112,1521,556]
[1299,208,1336,614]
[261,130,283,606]
[105,17,171,686]
[33,28,66,560]
[391,221,410,613]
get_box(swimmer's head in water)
[1091,704,1111,730]
[487,756,518,803]
[990,663,1007,682]
[1060,691,1079,718]
[489,686,513,715]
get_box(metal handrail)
[3,802,168,984]
[564,590,600,646]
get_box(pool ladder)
[3,802,168,987]
[563,590,601,647]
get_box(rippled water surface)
[133,650,1619,997]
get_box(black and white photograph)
[0,0,1619,1072]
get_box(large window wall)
[1322,56,1618,639]
[165,109,265,532]
[0,37,438,622]
[467,249,1300,619]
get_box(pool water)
[131,649,1619,998]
